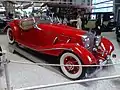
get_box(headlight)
[82,35,90,48]
[95,36,101,46]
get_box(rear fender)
[4,21,20,40]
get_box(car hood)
[38,24,86,37]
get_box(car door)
[40,25,70,45]
[20,25,46,49]
[44,32,70,45]
[41,28,57,46]
[57,33,70,44]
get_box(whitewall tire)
[7,28,15,44]
[60,52,85,80]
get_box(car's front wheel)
[60,52,85,80]
[7,28,15,44]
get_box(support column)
[2,1,15,18]
[0,64,3,90]
[114,0,120,21]
[0,47,4,90]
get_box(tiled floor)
[0,32,120,90]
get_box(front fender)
[41,43,97,65]
[68,44,97,65]
[100,37,114,55]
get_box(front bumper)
[85,58,111,78]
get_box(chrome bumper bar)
[85,59,108,78]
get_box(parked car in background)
[0,18,9,33]
[116,8,120,42]
[4,16,115,80]
[116,26,120,42]
[83,12,116,32]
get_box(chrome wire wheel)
[60,52,85,80]
[7,28,14,44]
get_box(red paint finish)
[93,37,114,61]
[6,18,114,65]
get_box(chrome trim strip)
[17,42,72,52]
[53,37,58,44]
[34,24,42,30]
[66,39,71,43]
[39,48,72,52]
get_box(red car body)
[5,18,114,80]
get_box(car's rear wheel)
[60,52,85,80]
[7,28,15,44]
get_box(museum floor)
[0,32,120,90]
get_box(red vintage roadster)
[5,16,115,80]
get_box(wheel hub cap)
[64,56,79,74]
[66,61,74,71]
[9,31,13,41]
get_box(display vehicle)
[4,16,115,80]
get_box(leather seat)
[85,20,96,29]
[19,19,34,30]
[103,21,109,26]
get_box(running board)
[8,43,63,76]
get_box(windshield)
[33,15,60,24]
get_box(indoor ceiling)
[0,0,92,11]
[0,0,76,9]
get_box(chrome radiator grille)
[86,32,96,51]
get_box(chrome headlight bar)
[82,35,90,48]
[95,36,101,46]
